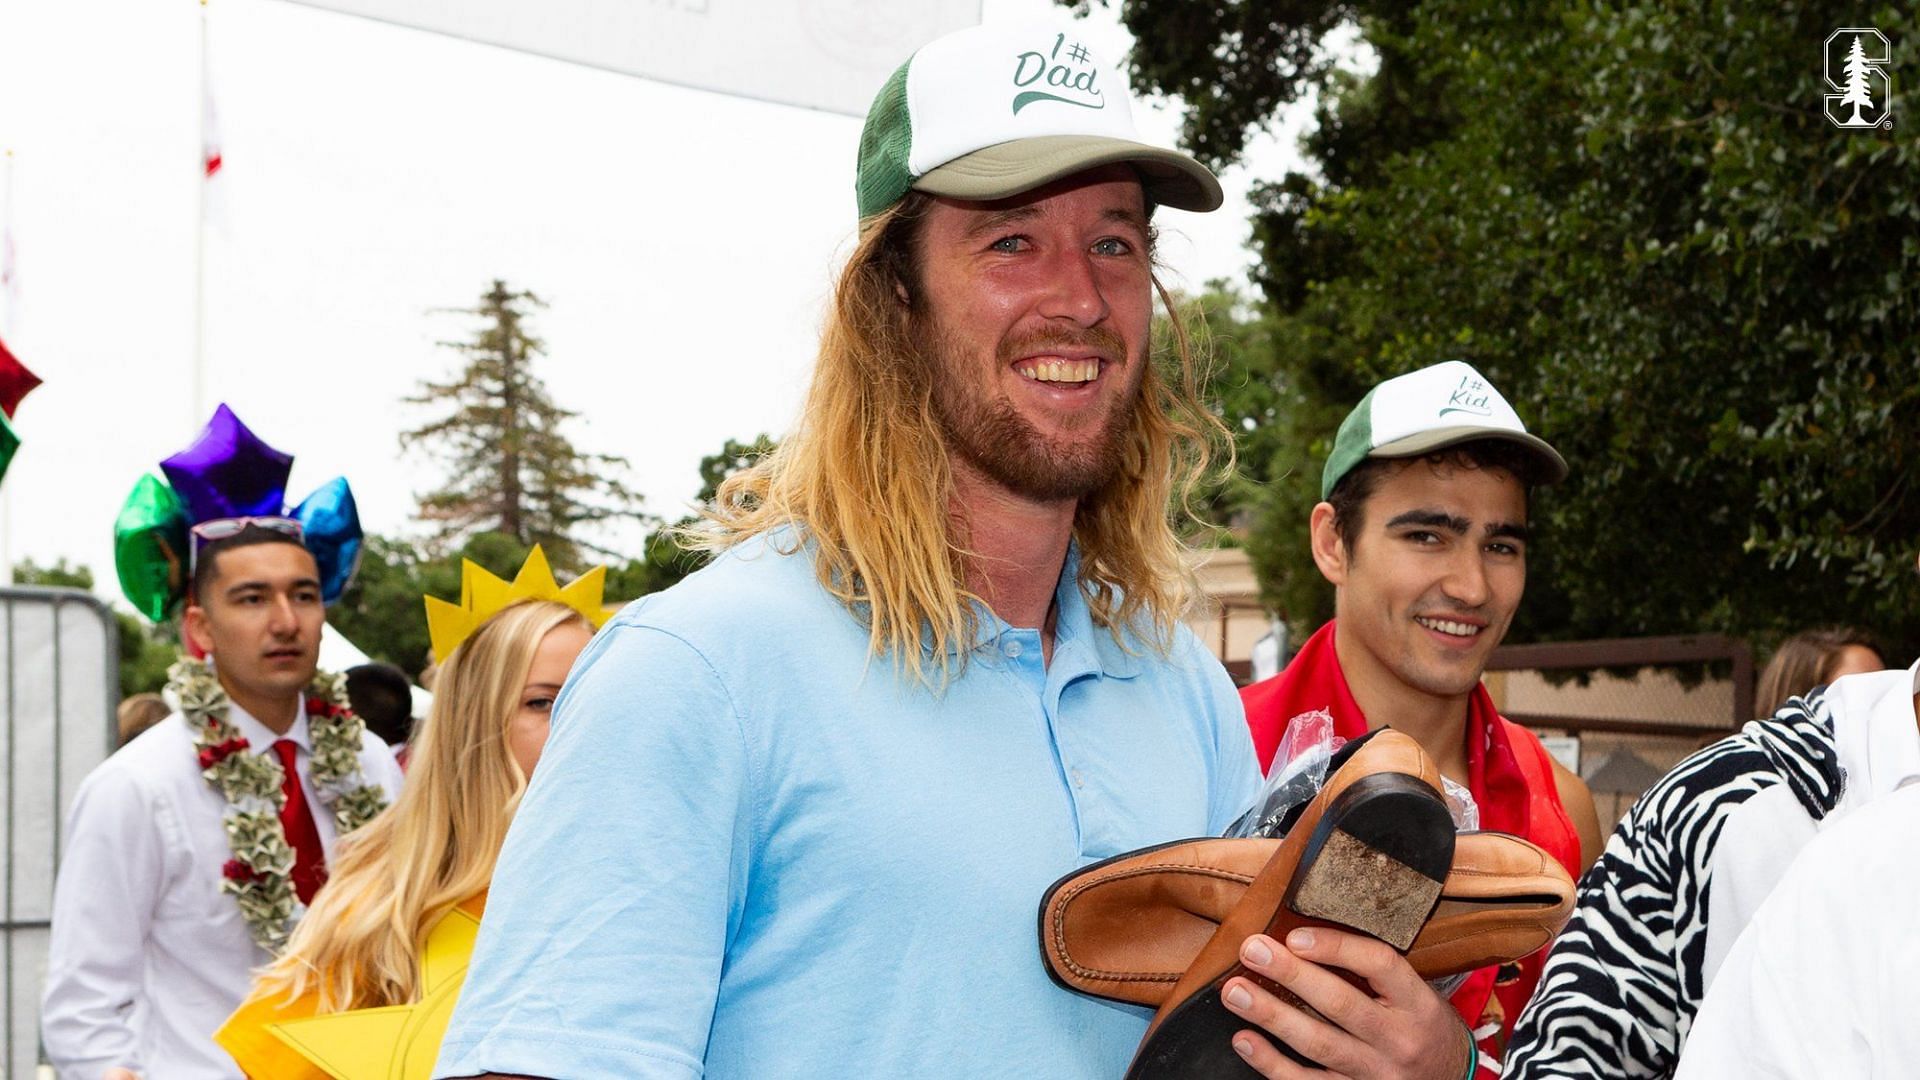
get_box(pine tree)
[400,280,642,569]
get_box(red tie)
[271,739,328,905]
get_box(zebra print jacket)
[1503,690,1845,1079]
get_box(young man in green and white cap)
[1238,359,1604,1076]
[439,20,1474,1080]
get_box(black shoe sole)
[1124,772,1455,1078]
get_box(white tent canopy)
[320,622,433,720]
[276,0,982,116]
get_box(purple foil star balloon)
[160,404,294,523]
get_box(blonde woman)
[214,580,595,1079]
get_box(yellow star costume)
[214,892,486,1079]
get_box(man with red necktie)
[43,523,404,1079]
[1238,361,1605,1076]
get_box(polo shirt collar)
[1056,544,1142,679]
[961,542,1142,680]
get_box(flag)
[200,8,228,230]
[203,68,223,180]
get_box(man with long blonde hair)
[441,21,1470,1080]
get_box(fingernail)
[1233,1036,1256,1059]
[1242,936,1274,966]
[1287,928,1316,950]
[1224,983,1252,1010]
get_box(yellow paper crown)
[423,545,609,661]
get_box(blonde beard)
[916,317,1144,503]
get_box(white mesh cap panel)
[904,21,1141,178]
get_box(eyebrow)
[960,205,1151,242]
[1101,206,1151,235]
[1384,509,1470,535]
[1383,509,1529,543]
[523,682,564,695]
[1487,522,1531,543]
[962,206,1041,240]
[224,578,322,599]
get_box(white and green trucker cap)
[854,20,1223,221]
[1321,360,1568,500]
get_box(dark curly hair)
[1326,439,1550,555]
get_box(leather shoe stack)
[1036,730,1575,1077]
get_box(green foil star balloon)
[114,474,191,622]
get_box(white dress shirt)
[41,700,405,1080]
[1677,774,1920,1078]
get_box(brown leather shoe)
[1038,830,1575,1009]
[1123,729,1456,1078]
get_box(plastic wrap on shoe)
[1224,709,1338,839]
[1440,773,1480,831]
[1220,712,1481,998]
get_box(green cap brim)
[912,134,1222,212]
[1323,425,1569,500]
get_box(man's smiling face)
[1322,456,1530,702]
[908,164,1154,504]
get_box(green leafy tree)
[12,559,177,695]
[401,280,643,570]
[119,619,178,695]
[328,532,535,674]
[605,531,707,603]
[1078,1,1920,658]
[11,557,91,590]
[606,434,777,602]
[333,437,776,670]
[325,536,436,675]
[1163,284,1350,626]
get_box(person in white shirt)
[1675,679,1920,1079]
[1508,654,1920,1077]
[42,524,405,1080]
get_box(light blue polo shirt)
[436,534,1259,1080]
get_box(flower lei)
[167,656,391,953]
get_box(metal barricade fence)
[0,588,118,1079]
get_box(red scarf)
[1240,620,1581,1068]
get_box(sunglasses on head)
[188,518,309,579]
[190,516,306,544]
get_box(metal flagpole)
[2,147,15,586]
[192,0,209,424]
[2,149,14,333]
